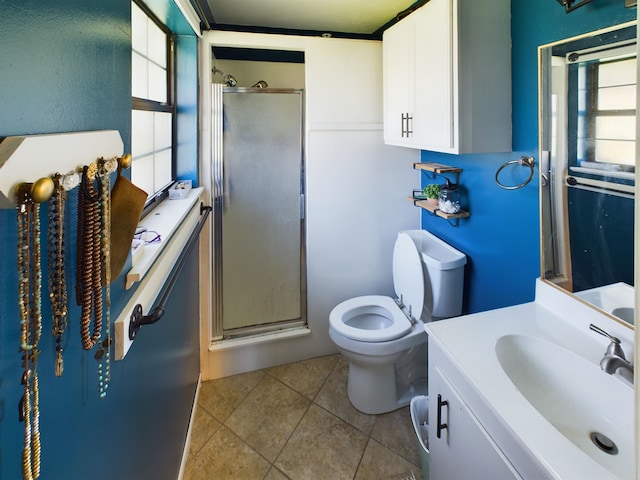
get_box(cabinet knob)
[437,393,449,438]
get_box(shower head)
[212,66,237,87]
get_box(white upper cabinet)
[383,0,511,154]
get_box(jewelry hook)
[118,153,132,169]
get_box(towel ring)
[495,156,535,190]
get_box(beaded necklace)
[95,157,117,397]
[47,174,68,377]
[16,183,43,480]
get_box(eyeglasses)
[133,228,161,244]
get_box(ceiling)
[194,0,422,38]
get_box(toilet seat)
[329,295,412,342]
[329,232,426,343]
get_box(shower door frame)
[210,86,307,340]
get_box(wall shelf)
[411,162,469,227]
[0,130,123,208]
[413,162,462,175]
[407,197,470,225]
[115,188,204,360]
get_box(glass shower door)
[216,89,305,335]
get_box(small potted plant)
[423,183,440,207]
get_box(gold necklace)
[16,182,44,480]
[48,174,68,377]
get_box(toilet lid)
[393,232,425,320]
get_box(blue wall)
[420,1,636,314]
[0,1,200,478]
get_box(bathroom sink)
[611,307,635,326]
[575,282,635,326]
[495,334,633,479]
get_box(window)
[575,45,636,170]
[131,1,175,203]
[564,42,636,194]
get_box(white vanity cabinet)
[428,340,521,479]
[425,280,632,479]
[383,0,511,154]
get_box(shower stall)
[211,85,306,339]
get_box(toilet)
[329,230,466,414]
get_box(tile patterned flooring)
[184,354,424,480]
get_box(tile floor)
[184,354,425,480]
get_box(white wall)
[199,31,420,379]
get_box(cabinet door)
[412,0,454,151]
[382,0,511,153]
[383,16,414,147]
[429,366,520,480]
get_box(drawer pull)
[437,393,449,438]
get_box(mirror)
[539,21,636,327]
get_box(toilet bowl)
[329,230,466,414]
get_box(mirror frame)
[538,20,637,330]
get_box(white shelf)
[0,130,123,208]
[126,187,203,289]
[114,188,204,360]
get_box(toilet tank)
[403,230,467,319]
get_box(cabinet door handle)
[400,113,413,138]
[436,394,448,438]
[406,113,413,137]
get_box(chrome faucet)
[589,324,634,383]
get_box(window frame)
[131,0,177,214]
[565,42,637,195]
[584,56,636,166]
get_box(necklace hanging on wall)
[94,157,117,398]
[16,178,53,480]
[76,163,103,351]
[47,173,70,377]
